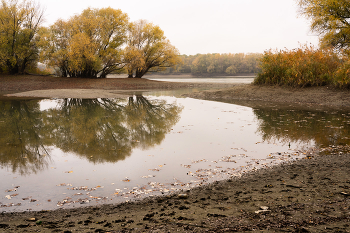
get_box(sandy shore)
[1,75,350,232]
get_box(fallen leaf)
[149,168,160,171]
[5,188,17,192]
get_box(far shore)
[2,74,350,109]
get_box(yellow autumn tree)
[0,0,44,74]
[39,7,129,78]
[123,46,145,78]
[297,0,350,53]
[38,19,72,77]
[125,20,181,78]
[296,0,350,88]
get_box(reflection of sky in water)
[39,99,59,111]
[146,77,254,84]
[3,96,348,212]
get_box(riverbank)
[2,75,350,109]
[183,84,350,108]
[1,75,350,232]
[1,146,350,232]
[0,74,233,98]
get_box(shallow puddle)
[1,95,349,212]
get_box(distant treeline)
[158,53,262,75]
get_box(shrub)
[334,60,350,88]
[254,45,341,87]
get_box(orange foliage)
[254,45,341,87]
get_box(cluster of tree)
[0,0,180,78]
[0,96,182,174]
[256,0,350,88]
[160,53,262,75]
[0,0,44,74]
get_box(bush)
[254,45,341,87]
[334,60,350,88]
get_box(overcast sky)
[39,0,319,55]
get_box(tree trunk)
[135,69,143,78]
[127,69,134,78]
[7,60,19,75]
[20,57,29,74]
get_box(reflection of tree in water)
[0,100,51,175]
[254,107,350,147]
[46,96,182,163]
[0,96,182,174]
[125,95,180,149]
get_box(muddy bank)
[3,75,350,109]
[1,147,350,232]
[0,75,233,98]
[184,84,350,108]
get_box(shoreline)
[1,146,350,232]
[183,84,350,109]
[1,75,350,232]
[0,74,235,97]
[2,75,350,109]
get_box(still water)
[145,76,254,84]
[1,95,350,212]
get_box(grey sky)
[40,0,319,55]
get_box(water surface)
[1,95,349,212]
[145,76,254,84]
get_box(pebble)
[255,206,271,214]
[178,194,188,199]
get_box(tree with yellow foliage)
[0,0,44,74]
[297,0,350,53]
[124,20,181,78]
[39,7,129,78]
